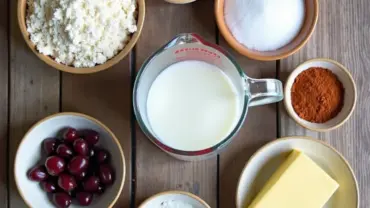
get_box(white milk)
[147,60,241,151]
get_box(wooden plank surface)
[134,0,218,207]
[0,0,8,205]
[61,58,132,207]
[9,0,60,207]
[279,0,370,207]
[218,39,277,208]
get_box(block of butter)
[248,150,339,208]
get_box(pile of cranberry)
[28,128,115,208]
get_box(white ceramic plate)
[284,58,357,131]
[14,112,125,208]
[139,191,211,208]
[236,136,359,208]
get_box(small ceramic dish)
[236,136,359,208]
[165,0,196,3]
[17,0,145,74]
[284,58,357,132]
[14,112,125,208]
[139,191,211,208]
[215,0,318,61]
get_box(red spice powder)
[291,67,344,123]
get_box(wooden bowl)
[17,0,145,74]
[215,0,319,61]
[14,112,126,208]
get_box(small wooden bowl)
[284,58,357,132]
[215,0,319,61]
[17,0,145,74]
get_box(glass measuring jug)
[133,33,283,160]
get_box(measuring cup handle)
[246,78,284,107]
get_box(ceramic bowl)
[215,0,318,61]
[236,136,359,208]
[14,112,125,208]
[17,0,145,74]
[139,191,211,208]
[284,58,357,131]
[164,0,196,3]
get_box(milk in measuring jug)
[147,60,241,151]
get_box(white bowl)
[236,136,359,208]
[284,58,357,131]
[138,191,211,208]
[15,112,125,208]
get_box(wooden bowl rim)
[215,0,319,61]
[17,0,145,74]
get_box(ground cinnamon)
[291,67,344,123]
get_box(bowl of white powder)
[18,0,145,74]
[215,0,318,61]
[139,191,211,208]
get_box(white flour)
[159,200,194,208]
[26,0,137,67]
[224,0,305,51]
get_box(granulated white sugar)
[159,200,193,208]
[224,0,305,51]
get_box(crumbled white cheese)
[26,0,137,67]
[158,200,194,208]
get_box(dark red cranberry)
[58,173,77,192]
[80,129,99,146]
[28,165,48,181]
[43,138,58,155]
[63,128,78,143]
[75,170,87,181]
[76,192,93,206]
[73,138,89,156]
[45,156,65,176]
[56,144,73,159]
[41,180,57,193]
[83,176,100,192]
[68,156,89,175]
[89,148,95,157]
[96,149,109,164]
[87,162,98,176]
[96,185,105,195]
[68,189,77,198]
[53,192,72,208]
[99,164,114,185]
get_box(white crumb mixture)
[158,200,194,208]
[26,0,137,67]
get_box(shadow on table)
[219,141,268,208]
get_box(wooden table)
[2,0,369,207]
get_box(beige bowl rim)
[235,136,359,208]
[284,58,357,132]
[14,112,126,208]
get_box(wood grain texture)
[0,0,8,206]
[134,0,217,207]
[61,58,132,207]
[218,38,277,208]
[279,0,370,207]
[9,0,60,206]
